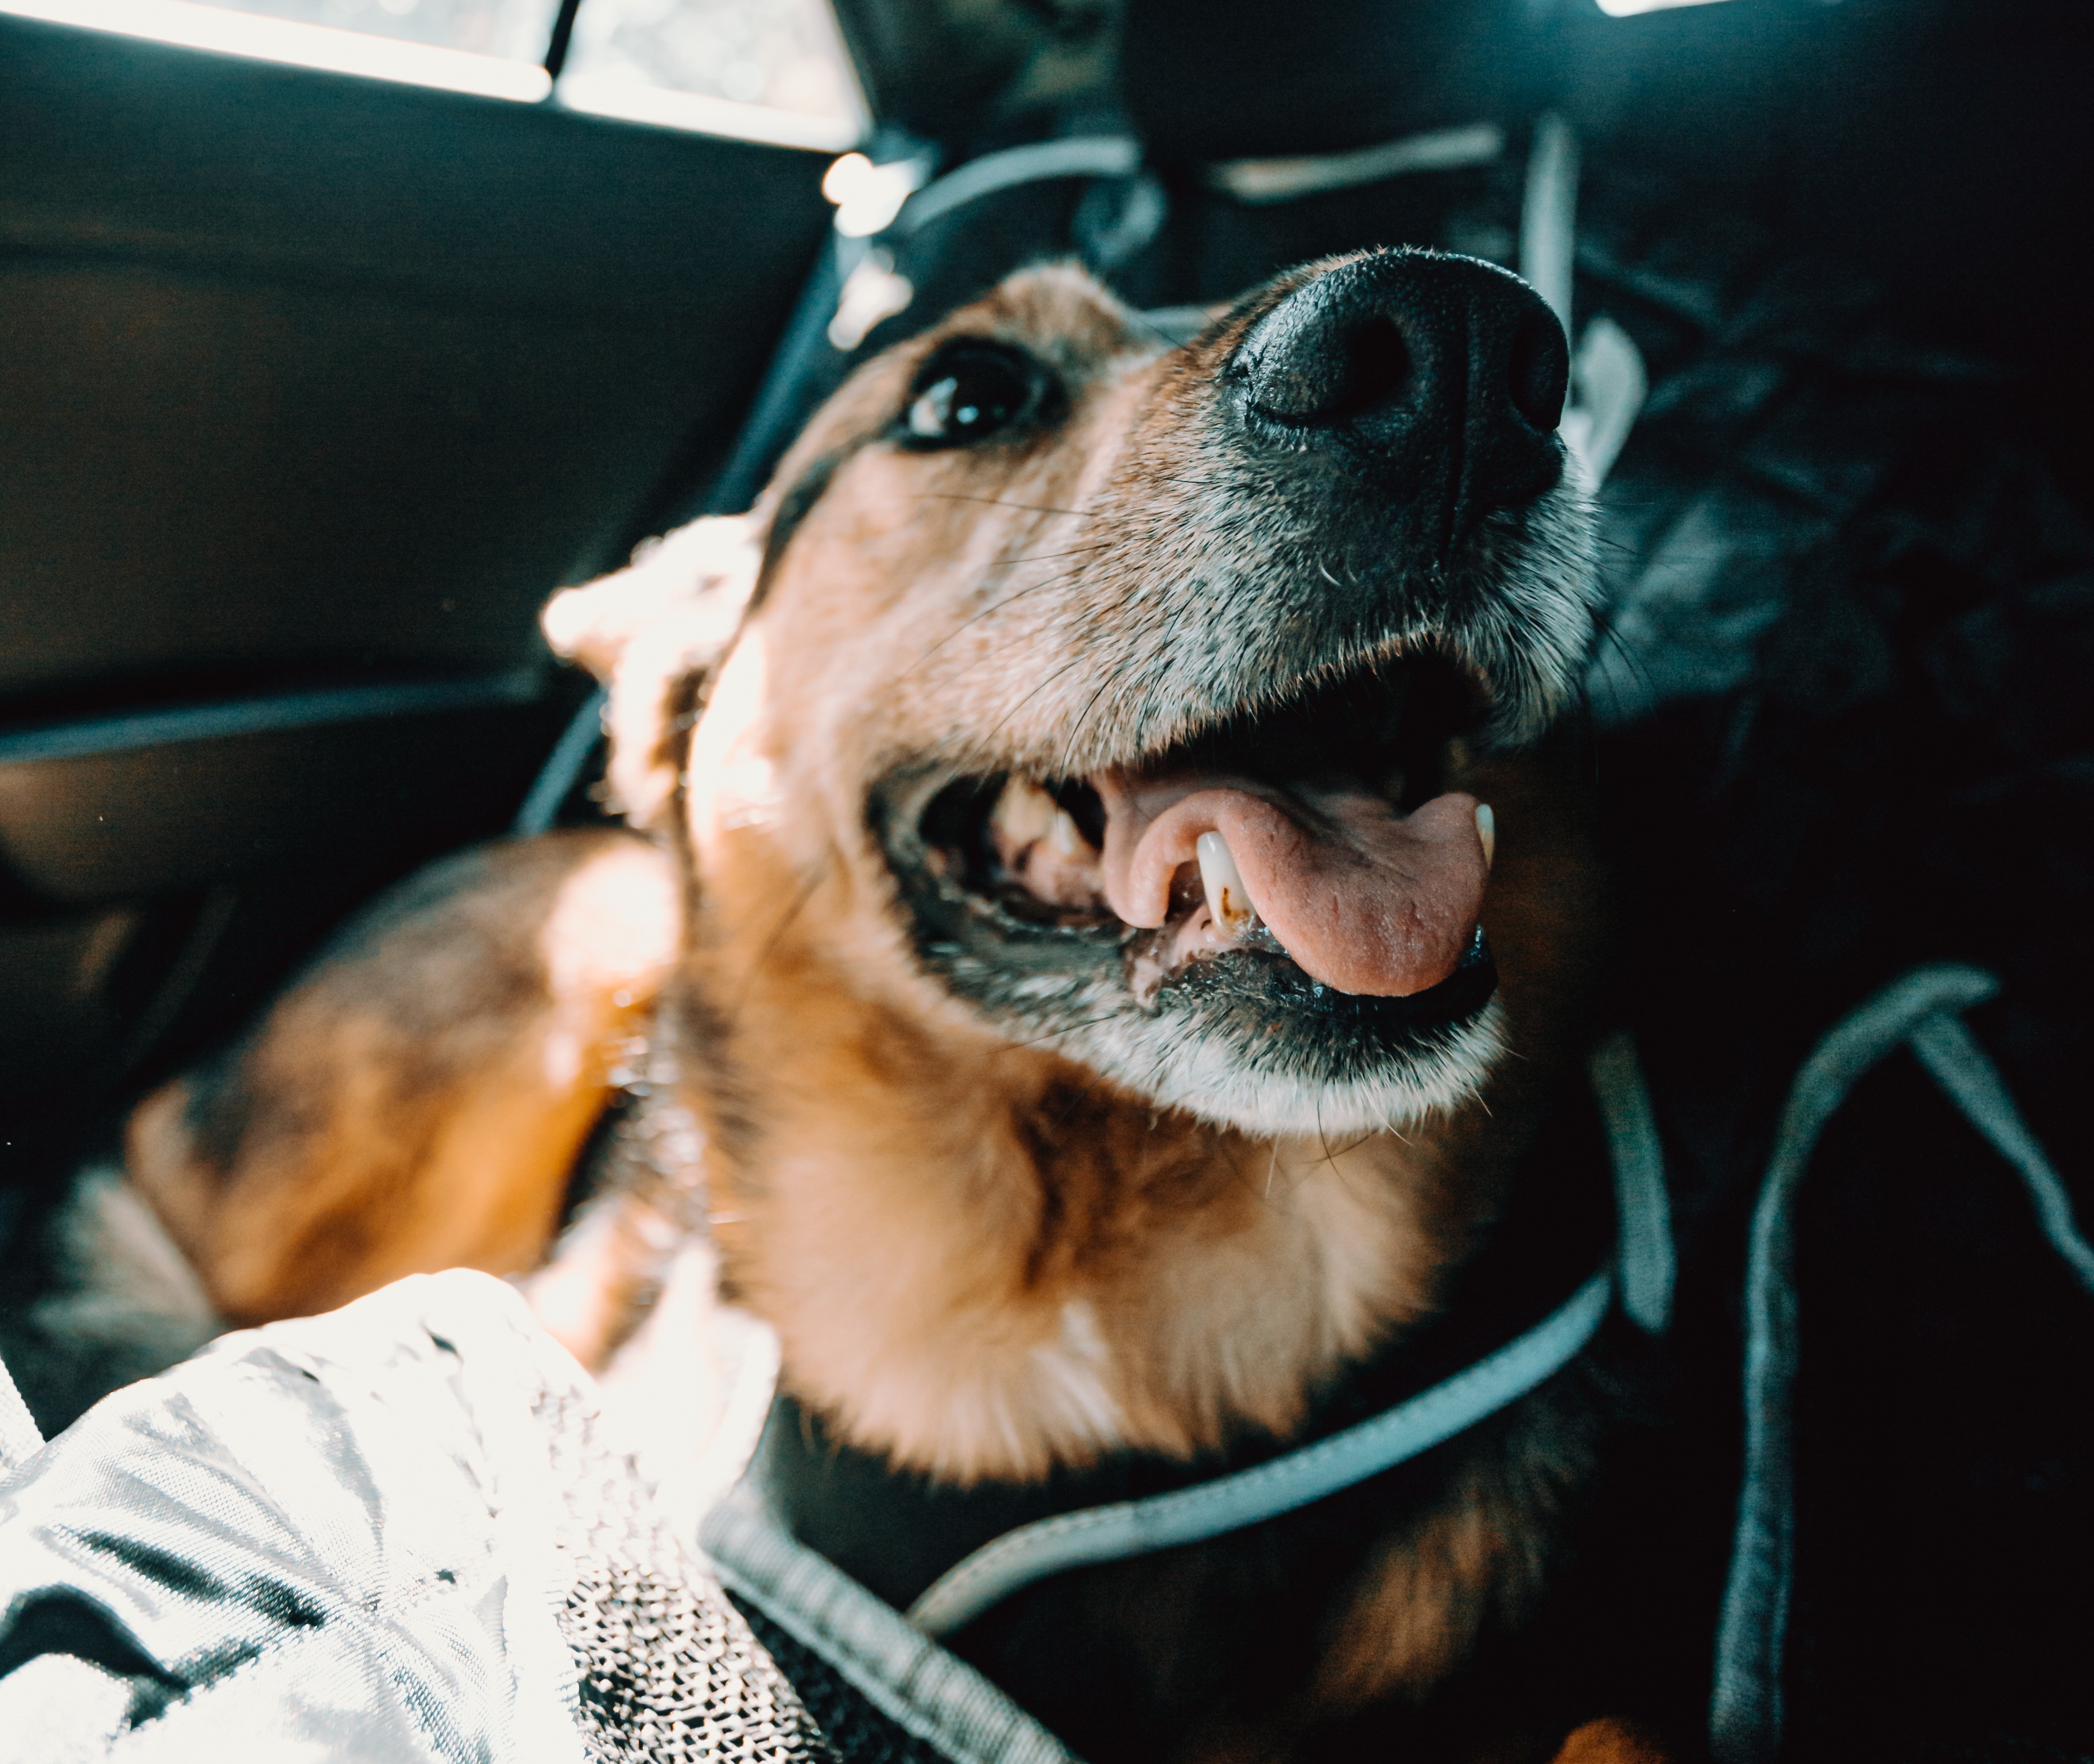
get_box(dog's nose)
[1230,250,1569,526]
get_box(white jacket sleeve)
[0,1270,815,1764]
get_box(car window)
[557,0,862,138]
[0,0,865,144]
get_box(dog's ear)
[542,514,760,831]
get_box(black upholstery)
[0,14,831,1167]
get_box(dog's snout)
[1231,250,1569,526]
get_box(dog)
[122,251,1660,1763]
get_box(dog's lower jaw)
[1058,991,1509,1139]
[678,864,1610,1758]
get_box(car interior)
[2,0,2083,1192]
[0,0,2088,1754]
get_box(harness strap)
[1593,1030,1674,1334]
[902,1042,1671,1635]
[908,1269,1614,1636]
[1907,1010,2094,1297]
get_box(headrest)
[1120,0,1542,162]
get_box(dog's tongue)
[1096,770,1488,998]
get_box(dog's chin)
[1053,987,1509,1137]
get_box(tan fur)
[127,829,678,1322]
[1310,1383,1599,1713]
[680,751,1599,1482]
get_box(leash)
[738,963,2088,1757]
[1709,964,2094,1764]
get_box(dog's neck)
[739,1067,1615,1621]
[674,909,1566,1486]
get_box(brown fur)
[1550,1722,1674,1764]
[130,261,1653,1761]
[128,829,677,1324]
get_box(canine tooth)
[1048,807,1089,856]
[990,776,1058,848]
[1475,802,1496,869]
[1196,831,1259,936]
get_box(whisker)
[894,569,1093,679]
[917,494,1096,519]
[1313,1096,1369,1202]
[722,855,831,1033]
[999,544,1110,566]
[999,1011,1123,1054]
[1055,670,1126,779]
[979,653,1094,749]
[1049,1068,1115,1127]
[1123,307,1207,352]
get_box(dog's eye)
[901,343,1044,448]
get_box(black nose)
[1230,250,1569,531]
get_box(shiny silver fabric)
[0,1271,824,1764]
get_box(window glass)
[102,0,561,62]
[2,0,862,136]
[556,0,864,148]
[213,0,560,60]
[1,0,560,94]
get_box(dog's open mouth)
[897,648,1500,1029]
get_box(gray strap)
[1591,1031,1674,1333]
[703,1498,1078,1764]
[896,137,1139,237]
[0,1348,41,1480]
[1710,963,2003,1764]
[901,1032,1679,1637]
[1208,122,1504,206]
[513,685,608,838]
[1908,1011,2094,1297]
[905,1270,1613,1637]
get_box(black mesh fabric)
[727,1597,959,1764]
[539,1386,837,1764]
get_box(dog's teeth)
[1475,802,1496,869]
[1196,831,1260,936]
[1048,808,1089,857]
[990,776,1059,848]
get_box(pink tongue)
[1096,771,1488,998]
